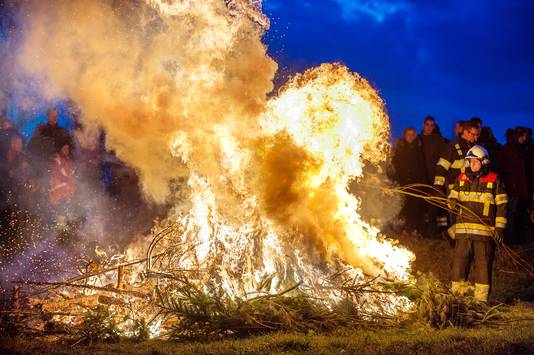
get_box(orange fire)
[22,0,415,338]
[143,63,415,308]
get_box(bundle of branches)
[72,305,150,345]
[155,273,401,340]
[0,287,42,337]
[71,305,121,345]
[8,270,522,341]
[0,307,32,336]
[410,274,504,329]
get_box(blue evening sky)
[263,0,534,141]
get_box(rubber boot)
[451,281,469,296]
[474,283,490,303]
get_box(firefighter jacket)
[448,170,508,240]
[49,154,76,205]
[434,138,473,191]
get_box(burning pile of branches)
[2,0,496,343]
[3,225,524,344]
[3,251,526,344]
[3,222,414,342]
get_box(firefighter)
[433,121,480,230]
[447,145,508,302]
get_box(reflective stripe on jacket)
[434,138,472,190]
[447,171,508,240]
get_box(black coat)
[418,133,445,184]
[497,143,529,199]
[392,139,427,186]
[28,124,72,161]
[477,136,501,171]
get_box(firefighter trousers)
[451,238,495,285]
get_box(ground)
[1,314,534,354]
[1,236,533,354]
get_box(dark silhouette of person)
[392,127,427,234]
[496,126,530,244]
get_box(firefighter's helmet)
[465,145,490,165]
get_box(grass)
[2,238,533,354]
[396,233,534,303]
[1,312,534,354]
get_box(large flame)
[150,63,414,301]
[259,63,409,277]
[13,0,414,337]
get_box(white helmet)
[465,145,490,165]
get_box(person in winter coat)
[28,108,72,160]
[448,145,507,303]
[28,108,73,188]
[478,126,501,171]
[49,143,76,225]
[418,116,445,184]
[527,129,534,239]
[497,126,530,244]
[0,135,35,250]
[392,128,427,233]
[418,116,446,236]
[1,135,34,208]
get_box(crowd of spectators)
[0,108,156,261]
[392,116,534,244]
[1,107,532,265]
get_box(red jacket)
[49,154,76,205]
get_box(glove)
[494,229,504,244]
[447,197,457,209]
[447,225,456,240]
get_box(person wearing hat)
[447,145,508,303]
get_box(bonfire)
[5,0,489,342]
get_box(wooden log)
[117,265,125,289]
[19,281,149,298]
[12,285,20,310]
[98,295,126,306]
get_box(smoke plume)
[6,0,413,282]
[16,0,277,203]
